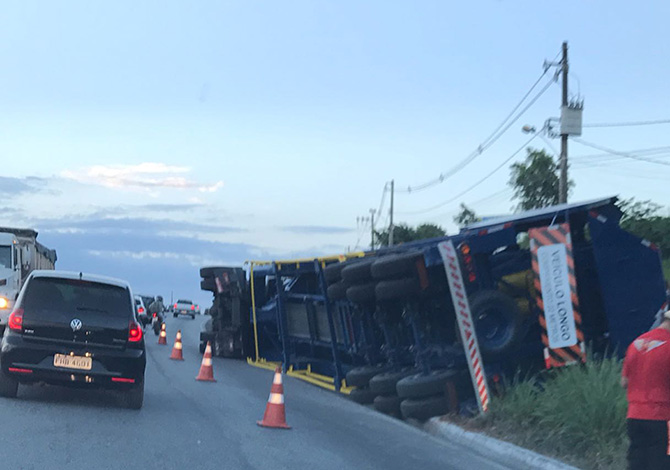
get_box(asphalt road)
[0,316,522,470]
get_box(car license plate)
[53,354,92,371]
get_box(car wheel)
[191,315,195,319]
[126,382,144,410]
[173,313,178,318]
[400,395,449,421]
[199,342,206,354]
[0,369,18,398]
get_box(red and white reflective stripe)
[215,277,224,294]
[273,372,282,385]
[269,392,284,405]
[438,240,490,413]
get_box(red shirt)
[623,327,670,420]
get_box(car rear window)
[23,277,132,318]
[177,299,192,304]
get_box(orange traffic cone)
[257,365,291,429]
[196,341,216,382]
[170,330,184,360]
[158,323,167,345]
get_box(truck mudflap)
[588,207,666,353]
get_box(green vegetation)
[472,357,627,470]
[375,223,446,247]
[508,148,573,211]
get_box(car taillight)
[138,307,144,314]
[8,308,23,331]
[128,321,143,343]
[152,312,157,317]
[191,305,195,310]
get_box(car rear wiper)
[76,306,109,314]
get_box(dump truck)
[0,227,57,328]
[200,197,666,419]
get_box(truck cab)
[0,232,22,317]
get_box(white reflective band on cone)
[203,358,212,366]
[268,392,284,405]
[175,343,182,350]
[273,373,282,385]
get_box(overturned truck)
[200,197,666,420]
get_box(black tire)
[341,259,376,284]
[152,322,161,336]
[369,369,417,396]
[126,382,144,410]
[191,315,196,319]
[469,290,524,357]
[371,252,425,281]
[324,262,346,285]
[375,277,421,302]
[348,387,376,405]
[200,267,220,278]
[0,370,18,398]
[327,282,348,301]
[400,395,449,421]
[373,394,402,415]
[199,342,206,354]
[173,313,178,318]
[346,283,376,305]
[345,365,389,388]
[396,369,459,399]
[200,277,216,292]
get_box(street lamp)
[521,123,560,157]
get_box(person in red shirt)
[622,310,670,470]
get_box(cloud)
[32,215,244,236]
[61,162,223,193]
[0,176,39,196]
[280,225,354,234]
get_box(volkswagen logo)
[70,318,83,332]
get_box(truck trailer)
[0,227,57,327]
[200,197,666,419]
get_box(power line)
[398,66,557,194]
[396,133,538,215]
[571,138,670,167]
[376,183,388,220]
[572,146,670,161]
[583,119,670,128]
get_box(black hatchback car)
[0,271,146,409]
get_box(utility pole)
[369,208,376,250]
[389,180,395,246]
[559,41,569,204]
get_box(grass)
[469,357,628,470]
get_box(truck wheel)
[348,387,376,405]
[345,365,389,388]
[327,281,348,301]
[396,370,459,399]
[0,370,18,398]
[400,395,449,421]
[371,252,425,281]
[346,283,376,305]
[375,277,421,302]
[199,267,220,278]
[373,394,402,415]
[341,259,376,284]
[324,262,347,285]
[470,290,524,357]
[369,369,417,396]
[125,382,144,410]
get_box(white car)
[134,295,150,327]
[172,299,197,319]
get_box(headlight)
[0,297,8,309]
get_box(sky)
[1,1,668,307]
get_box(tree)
[508,148,572,211]
[453,203,480,228]
[375,223,446,247]
[618,198,670,258]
